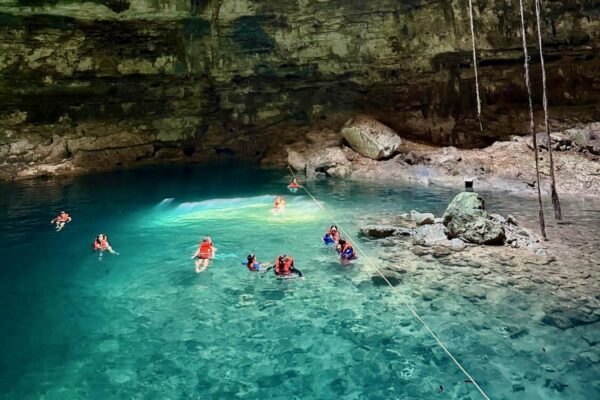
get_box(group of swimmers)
[191,178,357,278]
[51,211,119,255]
[51,177,355,278]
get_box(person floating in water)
[273,196,286,212]
[287,178,301,193]
[92,234,118,255]
[51,211,72,231]
[245,254,272,273]
[274,254,303,278]
[191,236,217,273]
[323,225,340,245]
[336,239,357,264]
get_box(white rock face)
[341,115,401,160]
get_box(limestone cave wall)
[0,0,599,177]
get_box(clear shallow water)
[0,162,598,400]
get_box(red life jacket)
[199,242,213,258]
[275,256,294,275]
[93,238,108,251]
[341,242,352,253]
[289,182,300,188]
[56,213,70,222]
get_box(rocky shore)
[356,191,600,334]
[285,116,600,198]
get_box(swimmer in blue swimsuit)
[245,254,272,273]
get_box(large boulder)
[443,192,505,245]
[341,115,401,160]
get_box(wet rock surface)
[341,115,401,160]
[1,1,600,181]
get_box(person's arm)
[191,249,199,259]
[67,217,72,222]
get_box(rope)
[468,0,484,132]
[287,166,491,400]
[518,0,547,240]
[533,0,562,221]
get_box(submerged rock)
[341,115,401,160]
[371,267,403,286]
[541,306,600,330]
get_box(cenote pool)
[0,162,598,400]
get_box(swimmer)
[245,254,273,273]
[92,234,118,255]
[50,211,72,231]
[324,225,340,244]
[323,232,336,246]
[274,254,303,278]
[287,178,301,192]
[273,196,286,212]
[336,239,357,264]
[191,236,217,273]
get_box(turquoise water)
[0,162,598,399]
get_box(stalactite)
[534,0,562,221]
[467,0,483,132]
[519,0,547,240]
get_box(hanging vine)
[467,0,483,132]
[518,0,547,240]
[534,0,562,221]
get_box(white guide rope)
[288,166,491,400]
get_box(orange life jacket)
[199,242,213,258]
[56,213,70,222]
[94,238,108,251]
[275,256,294,275]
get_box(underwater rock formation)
[0,0,599,178]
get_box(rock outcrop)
[1,1,599,179]
[443,192,505,245]
[286,129,351,178]
[341,115,401,160]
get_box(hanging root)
[467,0,483,132]
[534,0,562,221]
[519,0,547,240]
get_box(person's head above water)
[330,225,338,232]
[338,239,347,246]
[247,254,256,262]
[202,236,212,243]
